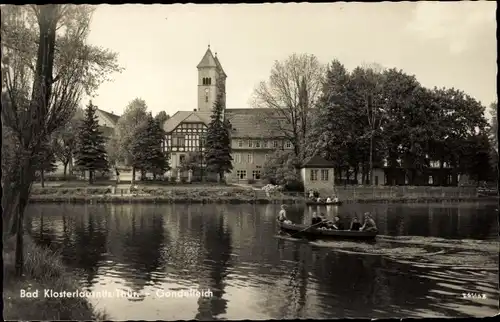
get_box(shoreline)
[28,194,498,204]
[3,235,107,320]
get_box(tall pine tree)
[131,113,169,179]
[204,81,233,183]
[74,101,110,184]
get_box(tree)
[205,82,233,182]
[251,53,325,162]
[74,101,110,184]
[350,66,386,185]
[131,113,169,179]
[111,98,148,183]
[155,110,170,125]
[33,139,57,188]
[52,107,84,178]
[306,60,354,182]
[1,4,120,276]
[489,102,498,181]
[262,150,300,186]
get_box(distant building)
[95,108,120,138]
[300,155,335,196]
[163,46,292,182]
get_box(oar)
[283,220,325,238]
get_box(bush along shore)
[3,235,107,320]
[28,186,303,204]
[27,185,497,204]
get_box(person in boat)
[331,216,344,230]
[326,196,332,203]
[277,204,292,224]
[308,190,315,199]
[350,217,362,231]
[333,195,339,203]
[311,212,321,226]
[360,212,378,232]
[318,213,329,228]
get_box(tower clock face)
[205,88,209,93]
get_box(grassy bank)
[3,235,107,320]
[28,184,496,204]
[28,194,302,204]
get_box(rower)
[326,197,332,203]
[311,212,321,226]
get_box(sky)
[86,2,497,118]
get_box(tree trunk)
[41,170,45,188]
[132,167,136,185]
[369,133,374,186]
[69,157,73,175]
[354,166,359,185]
[63,161,68,178]
[88,170,93,184]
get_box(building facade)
[162,46,292,183]
[300,155,336,196]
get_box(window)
[248,140,253,148]
[273,140,278,148]
[208,77,211,85]
[285,141,292,148]
[234,153,241,163]
[447,175,453,185]
[428,176,433,185]
[256,165,262,169]
[238,140,243,147]
[173,135,185,147]
[263,141,268,148]
[310,169,318,181]
[247,154,253,163]
[320,169,329,181]
[252,170,261,180]
[205,95,208,103]
[255,141,261,148]
[179,155,186,164]
[375,176,379,185]
[237,170,247,179]
[202,77,212,85]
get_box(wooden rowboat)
[305,200,343,206]
[278,221,377,241]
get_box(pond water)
[25,202,499,319]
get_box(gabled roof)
[96,109,120,126]
[197,46,217,69]
[225,108,287,139]
[301,155,334,168]
[163,110,211,133]
[214,53,227,78]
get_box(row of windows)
[310,169,330,181]
[233,153,269,164]
[236,170,261,180]
[237,140,292,149]
[178,123,205,129]
[202,77,212,85]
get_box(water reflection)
[24,202,498,320]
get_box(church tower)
[197,45,227,112]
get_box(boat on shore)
[278,222,377,241]
[305,200,343,206]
